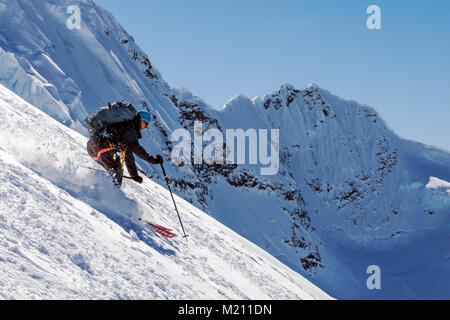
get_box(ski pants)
[87,136,124,187]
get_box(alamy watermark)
[366,265,381,290]
[66,5,81,30]
[366,5,381,30]
[171,121,280,176]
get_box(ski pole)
[160,162,189,240]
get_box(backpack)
[85,101,137,136]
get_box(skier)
[86,105,163,187]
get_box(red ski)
[140,219,177,238]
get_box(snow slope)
[0,0,174,135]
[1,0,449,299]
[0,84,332,299]
[426,177,450,195]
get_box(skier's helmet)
[137,110,151,123]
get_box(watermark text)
[171,121,279,176]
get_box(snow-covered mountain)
[0,0,449,299]
[0,83,331,299]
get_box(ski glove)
[149,154,164,165]
[132,175,144,184]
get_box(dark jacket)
[107,115,159,179]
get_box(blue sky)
[96,0,450,151]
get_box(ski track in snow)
[0,84,331,299]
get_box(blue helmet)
[137,110,151,123]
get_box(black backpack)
[85,101,137,136]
